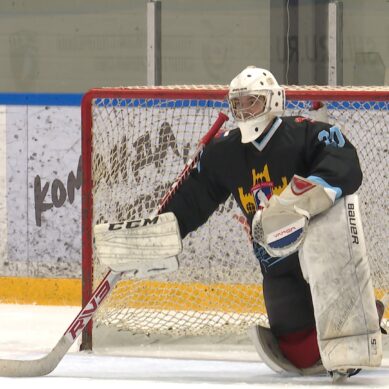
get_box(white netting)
[83,86,389,340]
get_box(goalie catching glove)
[252,175,336,257]
[94,212,182,278]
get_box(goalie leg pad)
[299,194,382,371]
[94,212,182,276]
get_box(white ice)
[0,304,388,389]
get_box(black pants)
[254,243,316,336]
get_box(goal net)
[81,85,389,351]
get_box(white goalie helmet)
[228,66,285,143]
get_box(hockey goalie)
[94,66,384,381]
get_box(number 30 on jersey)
[318,126,345,148]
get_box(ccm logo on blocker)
[108,217,159,230]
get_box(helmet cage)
[229,90,273,122]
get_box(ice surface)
[0,304,388,388]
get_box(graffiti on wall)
[34,155,82,227]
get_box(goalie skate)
[330,368,361,383]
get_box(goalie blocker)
[94,212,182,277]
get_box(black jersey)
[165,116,363,239]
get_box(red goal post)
[81,85,389,351]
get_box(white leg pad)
[299,194,382,371]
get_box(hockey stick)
[0,111,229,377]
